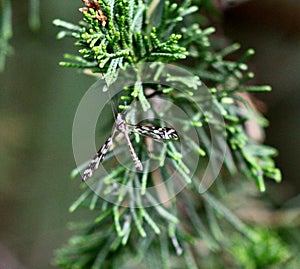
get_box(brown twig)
[79,0,107,27]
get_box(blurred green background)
[0,0,299,268]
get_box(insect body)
[82,114,179,181]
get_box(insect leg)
[123,130,143,171]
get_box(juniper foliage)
[53,0,286,268]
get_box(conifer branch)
[54,1,284,268]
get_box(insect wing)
[82,136,113,181]
[134,125,179,141]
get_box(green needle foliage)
[0,0,40,71]
[0,0,13,71]
[54,0,287,268]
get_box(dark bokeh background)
[224,0,300,203]
[0,1,95,268]
[0,0,299,268]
